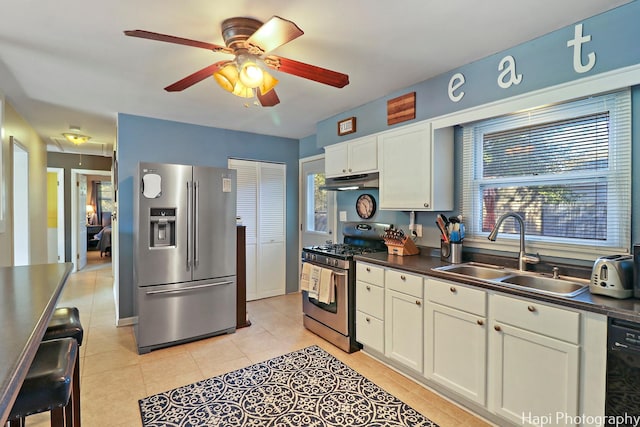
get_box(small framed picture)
[337,117,356,136]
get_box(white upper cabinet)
[324,135,378,177]
[378,122,453,211]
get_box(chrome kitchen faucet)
[488,212,540,271]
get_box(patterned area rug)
[139,345,438,426]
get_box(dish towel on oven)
[300,262,312,292]
[307,265,322,299]
[318,268,335,304]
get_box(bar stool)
[42,307,83,427]
[8,338,78,427]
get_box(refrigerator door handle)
[145,281,234,295]
[194,180,199,267]
[186,180,192,270]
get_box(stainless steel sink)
[434,263,511,280]
[432,262,589,298]
[496,274,589,297]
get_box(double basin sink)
[432,262,590,298]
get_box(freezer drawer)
[136,277,236,353]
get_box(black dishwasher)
[606,318,640,424]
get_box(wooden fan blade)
[264,55,349,88]
[246,16,303,54]
[124,30,232,53]
[164,61,228,92]
[257,88,280,107]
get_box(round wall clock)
[356,194,376,219]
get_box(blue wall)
[307,1,640,249]
[315,2,640,148]
[117,114,299,318]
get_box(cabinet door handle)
[366,267,371,272]
[365,317,371,322]
[424,203,429,208]
[366,285,371,291]
[527,305,537,312]
[342,169,347,173]
[415,300,421,306]
[477,319,484,326]
[494,325,502,332]
[400,275,406,280]
[449,286,457,293]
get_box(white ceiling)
[0,0,630,156]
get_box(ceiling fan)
[124,16,349,107]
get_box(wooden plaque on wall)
[387,92,416,125]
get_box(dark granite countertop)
[0,263,73,425]
[355,250,640,323]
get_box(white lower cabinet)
[488,294,580,426]
[385,269,424,372]
[355,263,385,353]
[355,265,605,427]
[425,278,487,405]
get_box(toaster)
[590,254,634,299]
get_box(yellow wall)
[0,95,49,266]
[47,172,57,228]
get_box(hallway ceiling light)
[63,126,91,145]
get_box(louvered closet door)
[258,163,286,299]
[229,159,286,301]
[229,160,259,300]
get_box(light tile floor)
[27,254,492,426]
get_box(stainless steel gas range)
[301,222,390,353]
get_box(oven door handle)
[301,262,348,277]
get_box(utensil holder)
[441,240,463,264]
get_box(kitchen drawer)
[490,294,580,344]
[426,278,486,317]
[356,310,384,353]
[356,280,384,319]
[386,269,423,298]
[356,262,385,286]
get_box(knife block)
[385,235,420,256]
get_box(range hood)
[321,173,379,191]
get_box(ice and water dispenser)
[149,208,176,248]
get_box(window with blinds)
[461,89,631,256]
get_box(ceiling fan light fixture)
[259,69,279,95]
[239,61,264,88]
[232,81,254,98]
[213,63,239,93]
[62,127,91,145]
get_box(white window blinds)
[461,89,631,257]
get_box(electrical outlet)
[409,224,422,237]
[339,211,347,221]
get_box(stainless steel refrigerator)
[134,162,237,354]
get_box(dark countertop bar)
[0,263,73,425]
[355,250,640,323]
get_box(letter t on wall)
[567,23,596,73]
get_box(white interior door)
[229,159,286,301]
[258,162,286,299]
[76,174,88,270]
[12,138,29,266]
[300,156,335,249]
